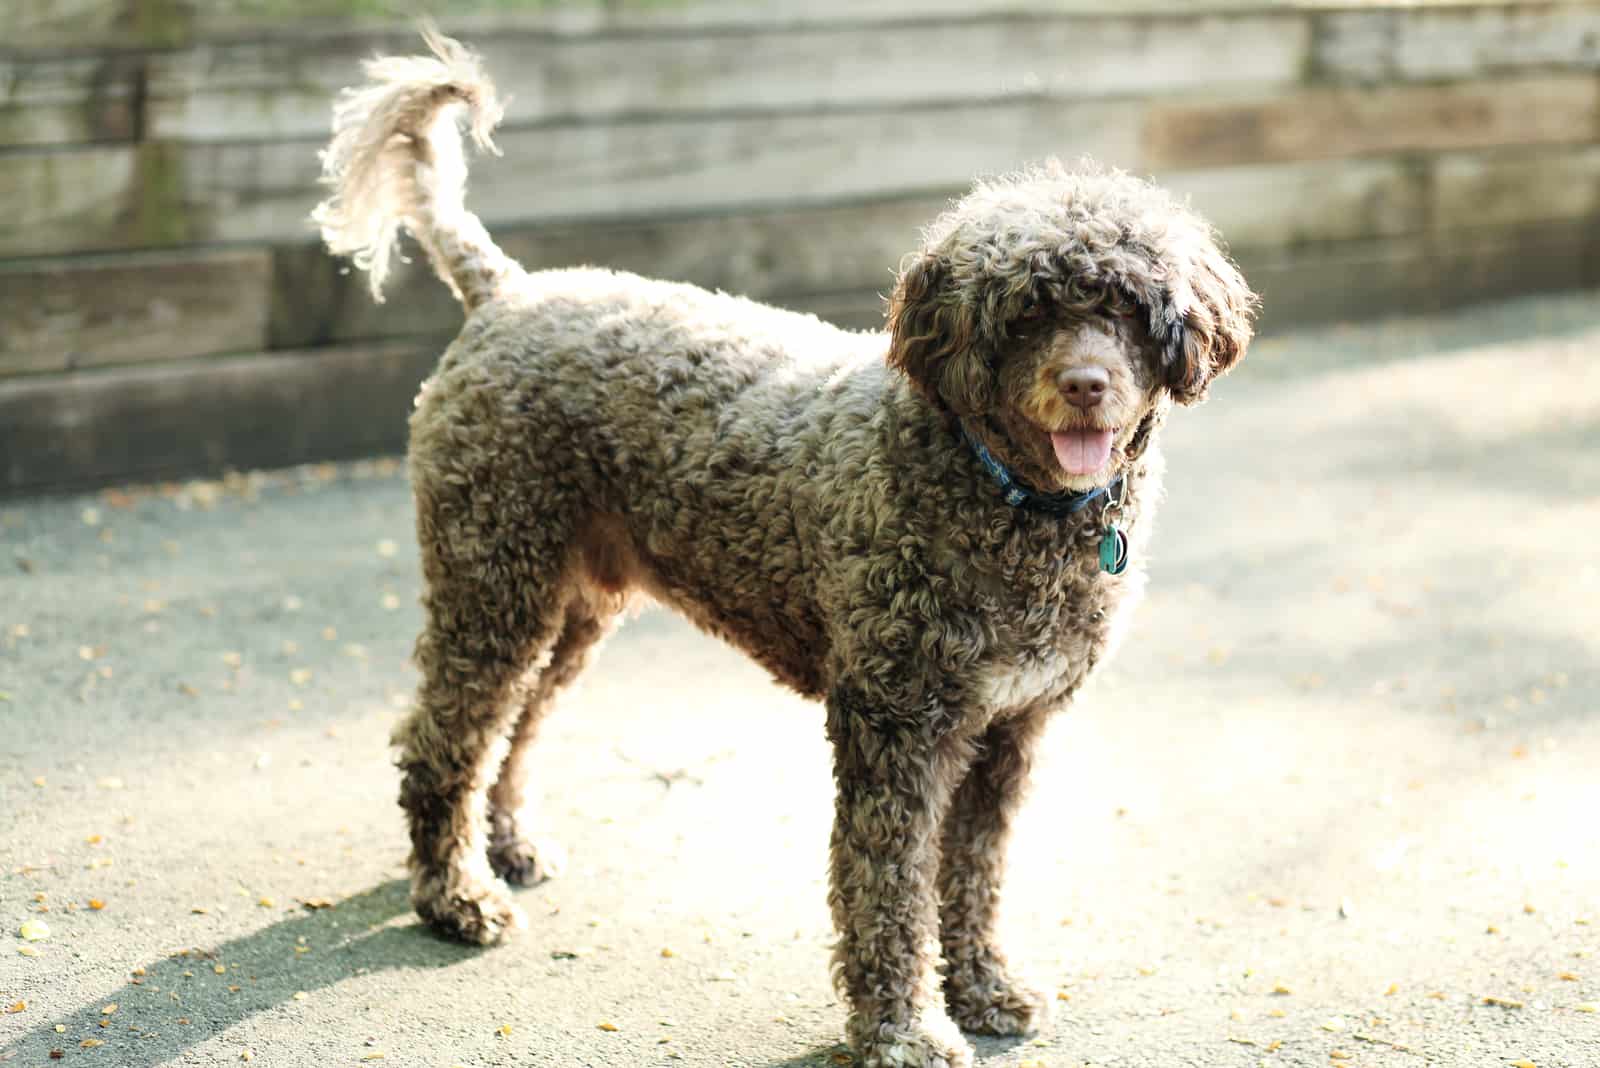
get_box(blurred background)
[4,0,1600,494]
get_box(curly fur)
[316,33,1256,1068]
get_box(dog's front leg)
[825,681,974,1068]
[937,712,1051,1036]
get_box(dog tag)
[1099,524,1128,576]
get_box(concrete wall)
[4,0,1599,493]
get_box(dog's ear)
[1157,240,1257,406]
[886,253,994,415]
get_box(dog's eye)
[1018,294,1043,319]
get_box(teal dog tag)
[1099,525,1128,575]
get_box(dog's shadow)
[4,879,472,1066]
[765,1045,853,1067]
[9,879,1045,1066]
[762,1034,1033,1066]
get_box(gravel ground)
[2,291,1598,1068]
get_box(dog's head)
[887,161,1257,492]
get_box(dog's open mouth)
[1050,428,1115,476]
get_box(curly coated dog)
[314,32,1255,1068]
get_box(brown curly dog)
[314,32,1256,1068]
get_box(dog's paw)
[850,1012,974,1068]
[945,973,1050,1037]
[488,833,566,887]
[413,880,527,946]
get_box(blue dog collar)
[963,431,1124,519]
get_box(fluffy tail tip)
[311,27,504,302]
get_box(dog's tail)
[312,28,520,308]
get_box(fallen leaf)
[293,991,308,1001]
[1484,996,1524,1009]
[3,1001,23,1014]
[299,897,335,911]
[79,1039,103,1049]
[19,919,50,941]
[1574,1002,1597,1013]
[101,1004,117,1014]
[89,899,105,910]
[597,1021,619,1032]
[17,946,41,958]
[496,1025,512,1038]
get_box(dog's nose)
[1057,367,1109,409]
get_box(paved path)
[3,293,1598,1067]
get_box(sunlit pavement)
[3,292,1598,1067]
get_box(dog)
[313,32,1255,1068]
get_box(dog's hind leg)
[937,712,1051,1036]
[393,471,580,945]
[486,595,620,886]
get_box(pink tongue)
[1050,429,1114,476]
